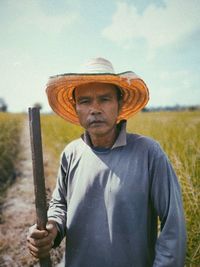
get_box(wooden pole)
[29,107,52,267]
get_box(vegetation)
[0,111,199,265]
[0,113,22,194]
[0,98,7,112]
[41,114,83,158]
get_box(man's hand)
[27,220,58,259]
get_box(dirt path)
[0,117,64,267]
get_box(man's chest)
[66,149,150,223]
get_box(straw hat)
[46,57,149,125]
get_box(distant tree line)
[142,105,200,112]
[0,98,43,112]
[0,98,7,112]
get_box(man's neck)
[89,127,119,149]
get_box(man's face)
[74,82,121,139]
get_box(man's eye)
[79,99,90,104]
[101,97,110,102]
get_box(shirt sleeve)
[149,142,187,267]
[48,151,68,247]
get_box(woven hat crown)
[80,57,115,74]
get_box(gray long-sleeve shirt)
[48,122,186,267]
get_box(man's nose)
[90,101,102,115]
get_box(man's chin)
[88,125,107,136]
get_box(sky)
[0,0,200,112]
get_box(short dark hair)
[115,86,123,101]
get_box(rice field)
[0,112,22,195]
[41,114,83,158]
[41,111,200,266]
[0,111,199,266]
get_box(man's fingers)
[27,241,52,258]
[27,222,57,259]
[27,234,53,247]
[27,241,39,254]
[28,224,48,239]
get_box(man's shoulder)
[126,133,162,154]
[62,137,84,154]
[59,137,86,166]
[127,132,157,146]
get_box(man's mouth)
[89,120,105,126]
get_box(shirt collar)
[81,120,127,150]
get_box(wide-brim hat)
[46,57,149,125]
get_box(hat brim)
[46,72,149,125]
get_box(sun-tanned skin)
[27,82,122,258]
[74,83,122,148]
[27,220,57,258]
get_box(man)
[27,57,186,267]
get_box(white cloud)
[2,0,79,33]
[102,0,200,49]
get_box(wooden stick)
[29,107,52,267]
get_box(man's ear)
[118,98,123,114]
[72,101,76,111]
[71,88,77,110]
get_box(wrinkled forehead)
[73,82,121,99]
